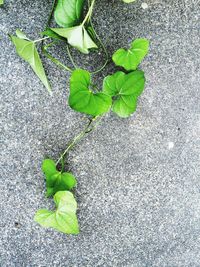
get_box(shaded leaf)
[51,25,97,54]
[103,71,145,117]
[112,38,149,71]
[69,69,112,116]
[54,0,85,28]
[41,28,65,40]
[34,191,79,234]
[42,159,77,197]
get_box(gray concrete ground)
[0,0,200,266]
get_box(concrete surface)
[0,0,200,266]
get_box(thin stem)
[56,116,101,166]
[85,0,109,74]
[89,21,109,74]
[45,0,57,30]
[42,41,73,72]
[66,45,77,69]
[81,0,96,26]
[41,0,57,47]
[34,37,50,43]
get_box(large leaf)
[103,71,145,117]
[69,69,112,116]
[42,159,77,197]
[112,39,149,71]
[54,0,85,28]
[34,191,79,234]
[51,25,97,54]
[10,34,51,93]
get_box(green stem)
[85,0,109,74]
[46,0,57,29]
[81,0,96,26]
[89,21,109,74]
[42,41,73,72]
[56,115,102,166]
[66,45,77,69]
[34,37,50,43]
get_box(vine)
[10,0,149,234]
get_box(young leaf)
[42,159,57,180]
[41,28,65,40]
[69,69,112,116]
[16,29,30,40]
[0,0,3,5]
[112,39,149,71]
[51,25,97,54]
[103,71,145,118]
[42,159,77,197]
[54,0,85,28]
[10,35,51,93]
[34,191,79,234]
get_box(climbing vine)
[10,0,149,234]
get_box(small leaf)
[0,0,3,6]
[15,29,30,40]
[69,69,112,116]
[51,25,97,54]
[46,172,77,197]
[41,28,65,40]
[42,159,77,197]
[103,71,145,118]
[42,159,57,179]
[34,191,79,234]
[54,0,85,28]
[112,39,149,71]
[10,35,51,93]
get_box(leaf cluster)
[9,0,150,235]
[69,39,149,118]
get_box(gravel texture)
[0,0,200,266]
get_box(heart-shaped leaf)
[54,0,85,28]
[69,69,112,116]
[10,33,51,93]
[51,25,97,54]
[42,159,77,197]
[112,39,149,71]
[103,71,145,117]
[34,191,79,234]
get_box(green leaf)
[112,39,149,71]
[42,159,57,180]
[51,25,97,54]
[15,29,30,40]
[54,0,85,28]
[103,71,145,118]
[0,0,3,5]
[41,28,65,40]
[10,35,51,93]
[42,159,77,197]
[69,69,112,116]
[34,191,79,234]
